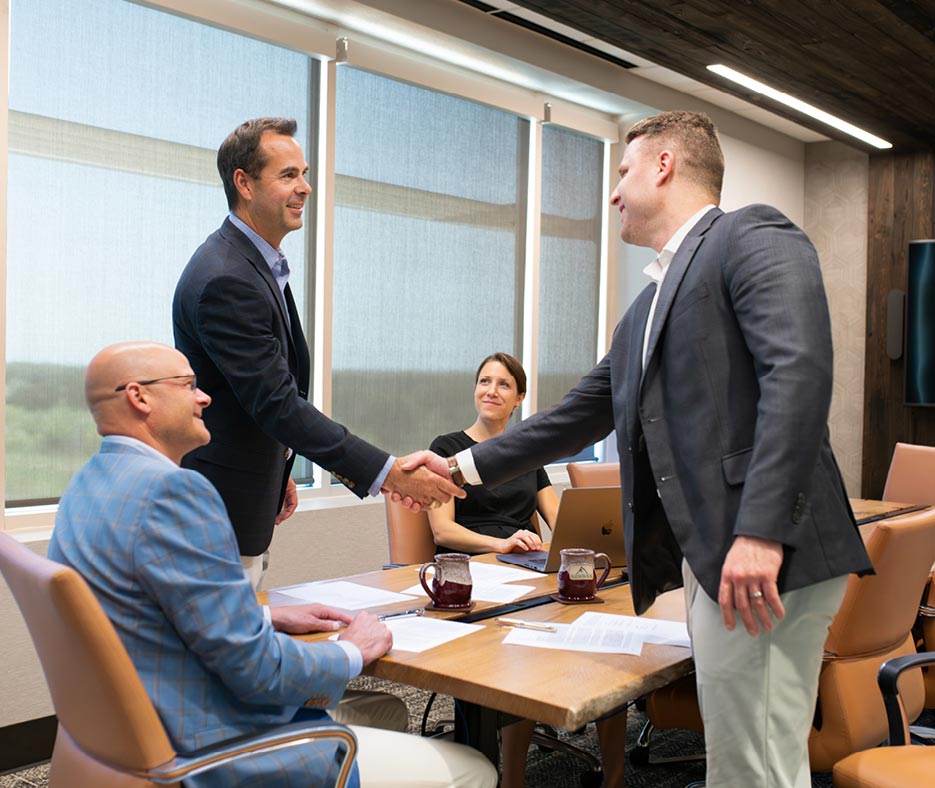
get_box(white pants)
[241,551,269,589]
[331,689,409,733]
[683,561,848,788]
[350,725,498,788]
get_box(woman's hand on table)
[498,529,543,553]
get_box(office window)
[331,67,529,455]
[5,0,311,503]
[537,126,604,460]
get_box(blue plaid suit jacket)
[49,438,359,787]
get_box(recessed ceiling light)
[707,64,892,150]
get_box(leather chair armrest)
[879,651,935,745]
[141,721,357,786]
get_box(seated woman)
[428,352,554,555]
[428,352,624,788]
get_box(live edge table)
[267,557,690,765]
[265,498,926,765]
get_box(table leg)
[453,700,501,766]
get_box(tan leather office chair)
[566,462,620,488]
[384,499,543,565]
[385,498,437,564]
[882,442,935,714]
[0,533,357,788]
[382,500,601,778]
[882,442,935,505]
[833,652,935,788]
[631,508,935,772]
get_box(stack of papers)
[501,611,691,655]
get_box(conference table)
[267,497,929,765]
[268,556,687,764]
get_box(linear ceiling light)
[707,64,892,150]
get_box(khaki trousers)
[683,561,847,788]
[351,725,499,788]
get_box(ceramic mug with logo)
[557,548,611,601]
[419,552,473,608]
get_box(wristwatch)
[446,456,466,488]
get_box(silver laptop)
[496,486,626,573]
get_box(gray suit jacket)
[474,204,872,613]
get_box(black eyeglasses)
[114,374,197,393]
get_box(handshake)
[380,450,467,512]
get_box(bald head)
[86,342,177,421]
[85,342,211,463]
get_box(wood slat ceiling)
[507,0,935,151]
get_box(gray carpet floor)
[3,677,932,787]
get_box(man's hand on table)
[382,450,466,512]
[270,603,353,634]
[338,611,393,665]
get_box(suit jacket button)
[627,501,634,510]
[284,448,293,460]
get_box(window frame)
[1,0,619,524]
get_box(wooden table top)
[274,560,687,731]
[362,585,690,730]
[264,499,924,731]
[267,552,627,621]
[850,498,929,525]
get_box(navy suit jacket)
[49,439,357,788]
[473,205,873,613]
[173,219,388,555]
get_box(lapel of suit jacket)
[641,207,722,380]
[283,283,311,399]
[624,284,657,446]
[219,218,295,349]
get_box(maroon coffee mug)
[419,553,473,608]
[557,548,611,601]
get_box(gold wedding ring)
[427,500,441,510]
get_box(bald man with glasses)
[48,341,497,788]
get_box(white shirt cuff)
[368,455,396,497]
[261,605,272,624]
[333,639,363,678]
[455,448,482,486]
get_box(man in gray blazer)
[435,111,873,787]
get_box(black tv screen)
[906,239,935,406]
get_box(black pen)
[378,608,425,621]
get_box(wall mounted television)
[906,239,935,406]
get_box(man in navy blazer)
[49,341,496,788]
[174,118,461,583]
[435,112,873,787]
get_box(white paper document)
[274,580,418,610]
[330,617,483,653]
[400,580,536,604]
[501,621,644,655]
[575,611,691,649]
[465,562,542,583]
[500,612,690,655]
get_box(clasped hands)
[381,450,466,512]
